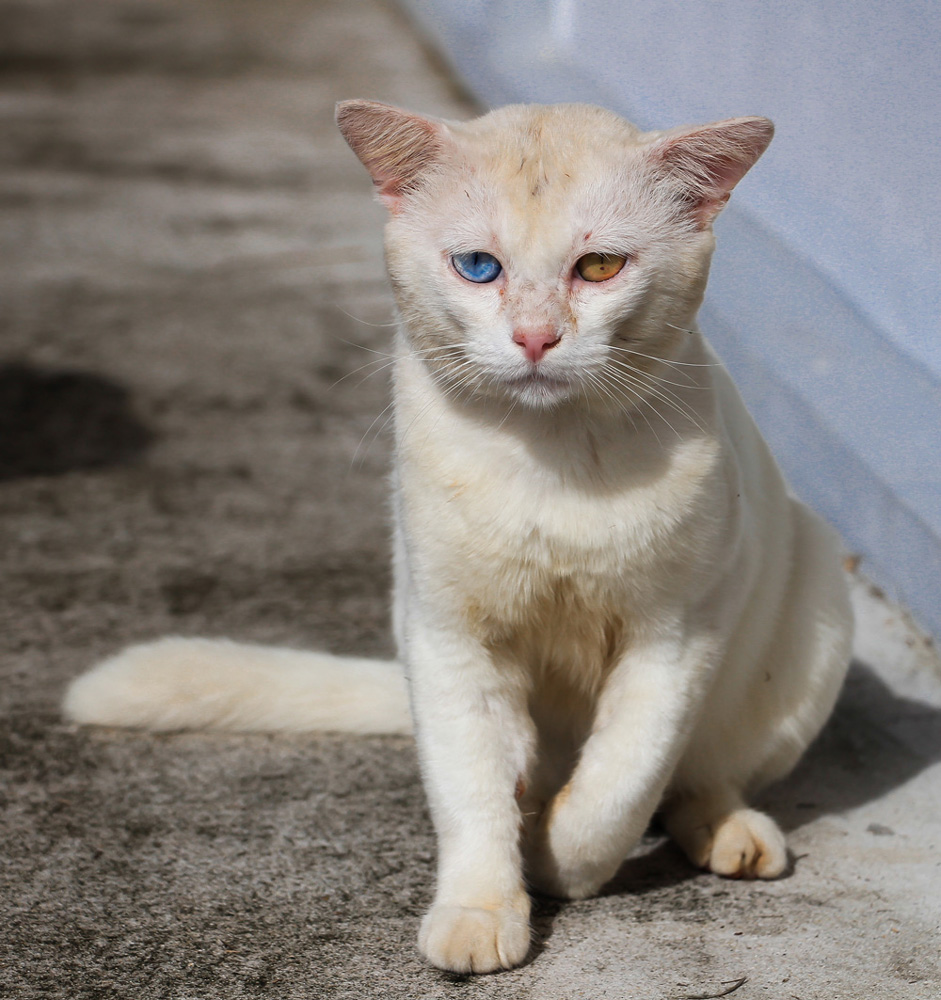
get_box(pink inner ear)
[335,100,445,208]
[653,117,774,225]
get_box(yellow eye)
[575,252,627,282]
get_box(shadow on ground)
[768,659,941,833]
[0,362,153,479]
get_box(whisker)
[634,371,709,432]
[349,361,400,391]
[603,370,666,438]
[608,343,720,372]
[495,394,520,430]
[350,398,397,469]
[594,364,685,436]
[333,305,399,329]
[603,364,706,436]
[329,343,476,397]
[605,347,707,390]
[663,322,701,337]
[327,356,398,391]
[402,365,484,454]
[581,368,634,420]
[328,335,472,362]
[326,334,397,359]
[613,362,704,418]
[585,368,662,444]
[605,361,704,424]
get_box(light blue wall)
[402,0,941,638]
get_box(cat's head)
[337,101,771,412]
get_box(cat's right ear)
[335,100,448,211]
[646,116,774,227]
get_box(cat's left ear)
[647,117,774,226]
[335,100,450,211]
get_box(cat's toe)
[708,808,788,879]
[418,899,531,973]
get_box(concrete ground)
[0,1,939,997]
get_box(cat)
[64,100,853,974]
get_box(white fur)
[64,638,410,735]
[64,102,853,975]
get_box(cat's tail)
[62,638,412,735]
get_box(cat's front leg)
[405,612,536,973]
[527,632,711,900]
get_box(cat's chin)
[503,371,576,408]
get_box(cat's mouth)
[504,368,574,403]
[507,369,569,387]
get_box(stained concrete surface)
[0,1,939,998]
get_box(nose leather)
[512,326,562,363]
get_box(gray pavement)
[1,1,939,997]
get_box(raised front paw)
[525,840,614,900]
[525,803,617,900]
[418,896,531,973]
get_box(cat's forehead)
[454,104,645,193]
[433,105,654,262]
[458,104,644,152]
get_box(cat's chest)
[396,406,725,635]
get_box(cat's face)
[338,102,772,412]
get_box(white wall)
[403,0,941,638]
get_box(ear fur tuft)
[335,100,445,207]
[650,116,774,225]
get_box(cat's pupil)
[576,253,627,282]
[452,251,503,284]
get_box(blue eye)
[451,251,502,283]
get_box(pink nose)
[512,326,562,363]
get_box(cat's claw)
[418,900,531,973]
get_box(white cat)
[64,101,853,974]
